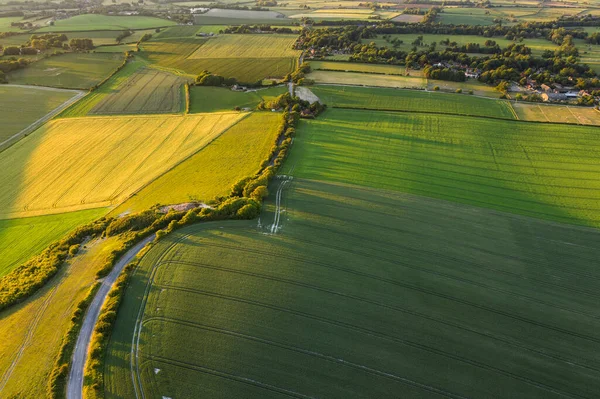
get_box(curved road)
[67,235,154,399]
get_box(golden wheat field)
[0,112,245,219]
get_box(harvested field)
[513,102,600,126]
[90,68,185,115]
[391,13,423,23]
[308,61,406,75]
[306,70,427,88]
[0,112,245,219]
[187,34,299,59]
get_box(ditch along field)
[111,112,282,216]
[0,235,126,398]
[0,85,80,146]
[281,108,600,227]
[0,112,244,219]
[89,68,186,115]
[6,52,124,89]
[140,34,300,83]
[35,14,176,32]
[103,176,600,398]
[306,70,427,89]
[310,85,516,119]
[189,86,288,113]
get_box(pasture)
[189,85,287,112]
[436,8,497,25]
[35,14,176,32]
[282,108,600,227]
[112,112,282,215]
[308,61,406,75]
[90,68,186,115]
[0,208,105,277]
[140,35,299,82]
[7,52,124,89]
[103,177,600,398]
[0,16,25,32]
[306,70,427,88]
[193,9,293,25]
[310,85,516,118]
[0,112,244,219]
[0,235,124,398]
[0,85,79,146]
[513,102,600,125]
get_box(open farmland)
[90,68,186,115]
[307,70,426,88]
[6,52,124,89]
[282,108,600,227]
[104,178,600,398]
[0,235,125,398]
[140,35,300,82]
[35,14,176,32]
[0,85,80,147]
[193,9,293,25]
[112,112,282,215]
[310,85,517,118]
[0,112,244,219]
[0,208,106,276]
[513,102,600,125]
[189,86,287,113]
[309,61,406,75]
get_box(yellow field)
[513,102,600,125]
[188,34,299,59]
[0,112,244,219]
[306,70,427,89]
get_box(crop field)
[0,235,124,398]
[436,8,497,25]
[0,208,106,276]
[282,108,600,227]
[112,112,282,215]
[90,68,186,115]
[141,35,299,82]
[103,177,600,398]
[0,33,29,47]
[0,16,25,32]
[35,14,176,32]
[193,9,293,25]
[513,102,600,125]
[7,52,124,89]
[0,85,79,146]
[93,44,136,53]
[189,86,287,112]
[308,61,406,75]
[310,85,516,118]
[306,70,427,88]
[60,30,123,46]
[155,25,201,39]
[0,112,244,219]
[426,79,500,97]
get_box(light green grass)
[35,14,176,32]
[436,8,497,25]
[93,44,136,53]
[7,52,124,89]
[189,86,288,113]
[0,16,27,32]
[0,208,106,276]
[104,177,600,398]
[306,70,426,88]
[310,85,516,118]
[309,61,406,75]
[112,112,281,215]
[0,85,78,145]
[513,102,600,125]
[283,108,600,227]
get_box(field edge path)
[67,235,155,399]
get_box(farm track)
[270,176,292,234]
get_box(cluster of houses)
[528,83,588,102]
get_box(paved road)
[67,235,154,399]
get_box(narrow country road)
[67,235,154,399]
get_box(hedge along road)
[67,235,155,399]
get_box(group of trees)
[196,70,237,86]
[69,38,94,50]
[423,65,466,81]
[223,24,295,34]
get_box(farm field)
[436,8,497,25]
[282,108,600,227]
[140,35,299,82]
[426,79,500,97]
[0,235,125,398]
[35,14,176,32]
[89,68,186,115]
[112,112,282,215]
[6,52,124,89]
[59,30,123,46]
[189,85,287,113]
[193,9,293,25]
[0,112,244,219]
[104,176,600,398]
[0,16,25,32]
[306,70,427,88]
[93,43,136,53]
[308,61,406,75]
[0,208,106,276]
[310,85,516,118]
[0,85,79,146]
[513,102,600,125]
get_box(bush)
[433,86,440,91]
[455,88,462,93]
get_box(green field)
[112,112,282,215]
[7,52,124,89]
[0,85,79,146]
[308,61,406,75]
[90,68,186,115]
[193,9,294,25]
[189,86,287,113]
[0,16,27,32]
[307,70,426,88]
[141,35,299,82]
[35,14,176,32]
[0,208,106,276]
[513,102,600,125]
[310,85,516,118]
[104,177,600,398]
[436,8,497,25]
[0,112,244,219]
